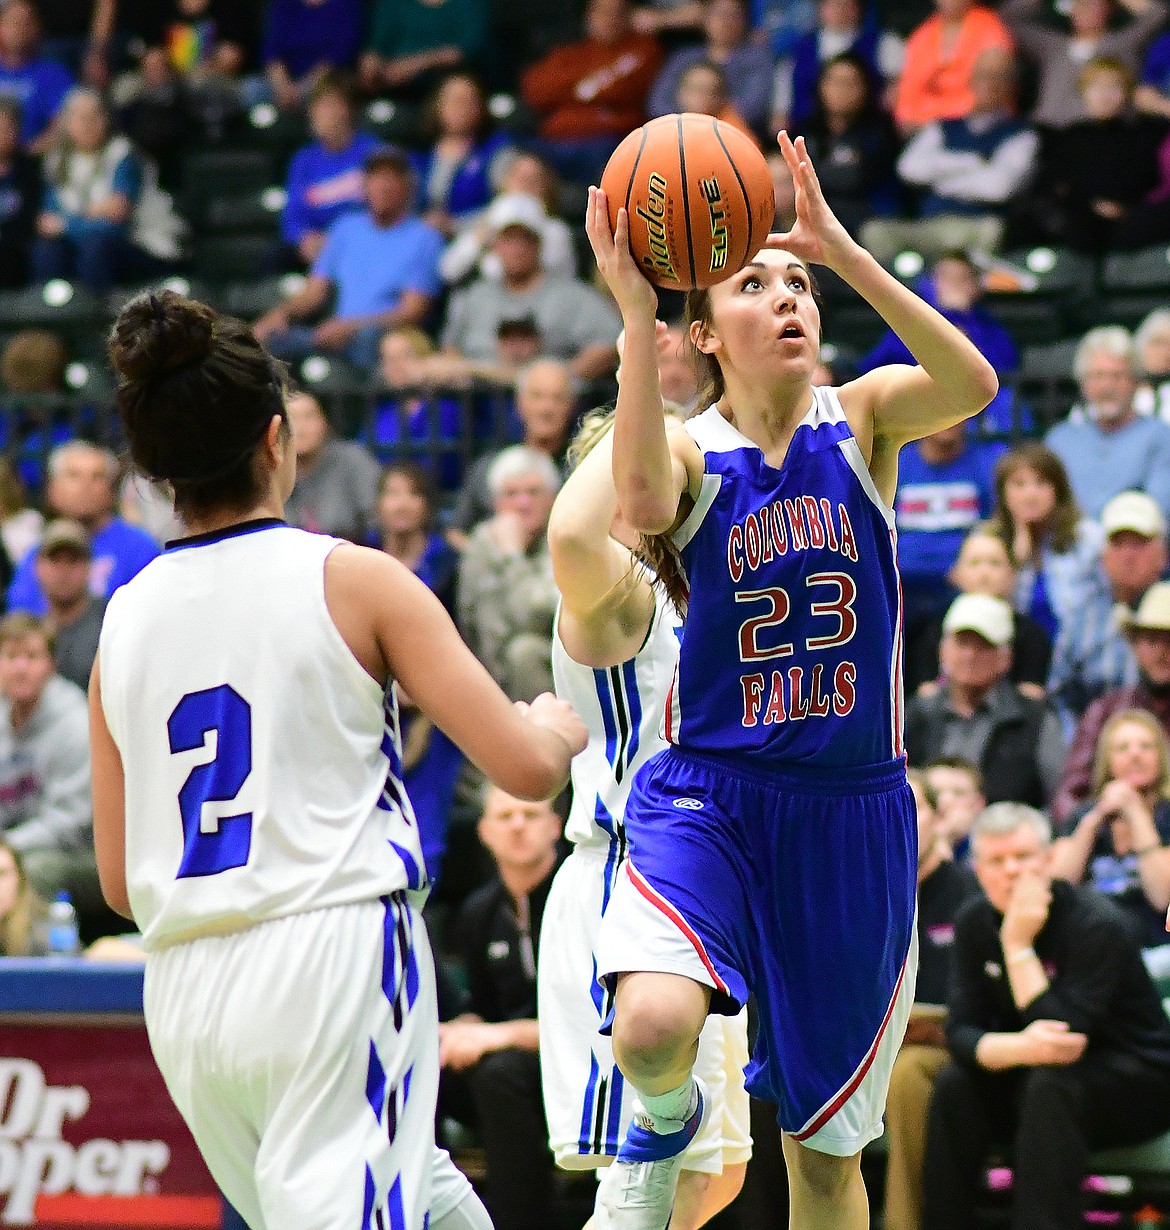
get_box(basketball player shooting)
[580,131,999,1230]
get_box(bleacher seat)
[364,99,425,149]
[1013,339,1080,431]
[191,235,278,284]
[217,276,299,319]
[1100,245,1170,330]
[0,282,107,361]
[984,247,1097,343]
[182,148,279,230]
[203,187,286,236]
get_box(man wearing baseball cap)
[1054,578,1170,822]
[906,593,1067,809]
[1049,490,1168,733]
[32,519,104,692]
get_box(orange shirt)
[521,34,664,141]
[894,6,1014,131]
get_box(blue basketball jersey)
[665,387,904,767]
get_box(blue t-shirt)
[261,0,364,76]
[1045,413,1170,520]
[894,438,1004,584]
[1143,31,1170,91]
[281,131,381,244]
[7,518,160,616]
[860,307,1018,377]
[312,211,444,319]
[0,56,73,145]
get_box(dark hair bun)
[109,290,215,386]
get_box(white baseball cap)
[942,593,1014,647]
[1102,491,1167,539]
[485,193,548,248]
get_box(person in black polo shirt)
[923,801,1170,1230]
[441,785,563,1230]
[884,769,982,1230]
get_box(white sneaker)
[592,1080,708,1230]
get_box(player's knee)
[783,1140,860,1203]
[611,975,706,1072]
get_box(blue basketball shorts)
[594,747,918,1156]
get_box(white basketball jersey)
[99,521,426,951]
[552,577,680,852]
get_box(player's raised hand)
[765,132,854,272]
[586,186,658,324]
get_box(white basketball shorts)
[538,845,752,1173]
[145,894,439,1230]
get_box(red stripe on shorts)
[627,862,730,996]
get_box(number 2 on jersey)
[168,685,253,879]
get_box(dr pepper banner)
[0,964,221,1230]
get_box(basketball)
[600,113,776,292]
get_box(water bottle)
[47,892,80,956]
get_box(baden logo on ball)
[601,113,775,292]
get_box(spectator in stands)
[39,0,114,88]
[894,418,1003,630]
[359,0,487,101]
[0,612,93,905]
[1004,0,1167,129]
[439,197,621,382]
[111,0,253,143]
[1051,707,1170,950]
[32,87,184,293]
[1054,580,1170,821]
[988,442,1102,645]
[648,0,775,135]
[0,456,40,579]
[278,71,380,270]
[657,320,700,412]
[860,251,1019,380]
[440,155,577,285]
[905,593,1067,808]
[375,460,458,611]
[791,51,900,236]
[921,802,1170,1230]
[893,0,1013,134]
[1021,57,1169,253]
[0,0,72,153]
[1047,326,1170,518]
[867,48,1038,263]
[33,519,102,693]
[667,59,754,135]
[883,770,981,1230]
[258,0,364,111]
[0,836,47,955]
[283,390,381,542]
[7,441,159,617]
[450,359,577,541]
[457,446,560,701]
[906,523,1053,694]
[772,0,904,133]
[368,326,463,488]
[254,146,444,371]
[440,785,561,1230]
[1049,492,1167,726]
[520,0,664,185]
[414,72,513,238]
[925,755,987,856]
[0,96,36,285]
[1136,307,1170,420]
[630,0,705,38]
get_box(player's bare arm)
[324,543,586,800]
[767,132,999,504]
[585,186,705,535]
[88,661,131,919]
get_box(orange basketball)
[600,113,775,292]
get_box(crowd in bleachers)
[12,0,1170,1226]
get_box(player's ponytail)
[109,290,287,518]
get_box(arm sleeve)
[111,153,143,202]
[1142,33,1170,84]
[1019,914,1129,1034]
[1142,426,1170,520]
[959,129,1039,203]
[1110,0,1170,61]
[945,907,996,1064]
[281,151,312,244]
[896,124,947,187]
[403,227,444,296]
